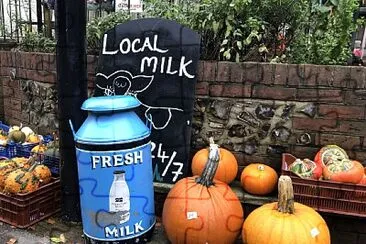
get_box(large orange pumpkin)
[240,163,278,195]
[192,140,238,184]
[163,139,244,244]
[322,160,364,184]
[242,176,331,244]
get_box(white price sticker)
[310,227,320,238]
[187,211,198,220]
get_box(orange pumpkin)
[314,145,348,167]
[163,138,244,244]
[357,167,366,185]
[27,134,40,143]
[192,141,238,184]
[240,163,278,195]
[322,160,364,184]
[242,176,331,244]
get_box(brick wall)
[1,51,366,168]
[1,51,366,242]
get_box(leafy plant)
[19,31,56,53]
[289,0,362,65]
[86,11,131,52]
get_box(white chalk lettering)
[91,150,144,169]
[102,34,118,55]
[132,39,141,53]
[120,38,131,54]
[179,56,194,78]
[166,57,178,75]
[140,57,158,73]
[104,221,145,238]
[153,35,169,53]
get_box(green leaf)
[236,41,242,50]
[330,0,339,6]
[212,21,219,34]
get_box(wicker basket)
[282,153,366,217]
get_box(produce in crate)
[4,166,40,194]
[314,145,349,167]
[314,145,364,184]
[240,163,278,195]
[163,138,244,244]
[242,175,331,244]
[322,159,364,184]
[0,160,18,190]
[33,164,52,184]
[191,139,238,184]
[31,144,47,154]
[8,129,26,143]
[288,158,322,180]
[0,156,53,194]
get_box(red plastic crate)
[0,177,61,228]
[282,153,366,217]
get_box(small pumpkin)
[0,160,18,190]
[314,145,349,167]
[33,165,52,184]
[288,158,323,180]
[322,159,364,184]
[27,134,40,144]
[31,144,47,154]
[240,163,278,195]
[4,168,40,194]
[21,126,35,139]
[192,141,238,184]
[359,175,366,185]
[242,175,331,244]
[8,130,26,143]
[3,160,40,194]
[163,138,244,244]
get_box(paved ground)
[0,215,169,244]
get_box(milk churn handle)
[68,119,76,138]
[146,114,153,131]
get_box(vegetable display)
[242,176,331,244]
[163,138,244,244]
[240,163,278,195]
[192,141,238,184]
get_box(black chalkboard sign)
[94,18,201,184]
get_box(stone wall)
[0,51,94,134]
[1,50,366,243]
[1,51,366,171]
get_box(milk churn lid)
[81,95,140,112]
[73,95,150,144]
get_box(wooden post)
[55,0,88,222]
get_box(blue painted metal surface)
[71,95,155,241]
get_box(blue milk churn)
[69,95,156,243]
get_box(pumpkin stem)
[277,175,295,214]
[196,137,220,187]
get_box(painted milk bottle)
[109,170,130,224]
